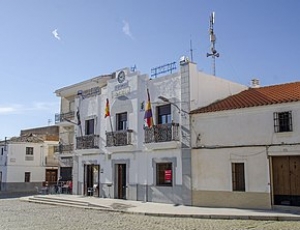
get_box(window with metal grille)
[157,104,171,124]
[24,172,31,182]
[26,147,33,155]
[232,163,245,192]
[274,111,293,133]
[116,112,127,131]
[85,119,95,135]
[156,163,172,186]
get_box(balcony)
[106,129,133,147]
[55,111,75,124]
[45,156,59,167]
[54,144,74,154]
[144,123,180,143]
[76,134,100,149]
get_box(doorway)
[115,164,126,199]
[84,164,100,197]
[272,156,300,206]
[0,171,2,191]
[45,169,57,186]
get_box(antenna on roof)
[206,11,219,76]
[190,39,194,62]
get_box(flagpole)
[105,98,115,146]
[109,116,114,145]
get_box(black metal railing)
[106,129,133,147]
[54,144,74,154]
[76,134,100,149]
[144,123,179,143]
[55,111,75,123]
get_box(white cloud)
[122,20,134,39]
[0,106,17,114]
[0,102,59,115]
[52,29,61,40]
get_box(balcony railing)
[144,123,179,143]
[54,144,74,154]
[55,111,75,123]
[106,129,133,147]
[76,134,100,149]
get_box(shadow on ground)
[0,192,37,199]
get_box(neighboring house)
[21,126,59,186]
[0,126,59,193]
[190,81,300,209]
[54,58,247,205]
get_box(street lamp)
[158,96,189,115]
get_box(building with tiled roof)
[190,81,300,210]
[0,126,59,194]
[190,81,300,114]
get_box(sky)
[1,0,300,140]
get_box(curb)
[19,196,300,222]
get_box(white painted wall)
[188,63,248,111]
[191,102,300,147]
[6,142,46,183]
[191,101,300,193]
[56,62,248,202]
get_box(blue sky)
[1,0,300,139]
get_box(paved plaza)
[1,198,300,230]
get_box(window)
[116,112,127,131]
[157,104,171,124]
[26,147,34,155]
[1,148,3,155]
[24,172,31,182]
[274,111,293,133]
[156,163,172,186]
[232,163,245,192]
[85,119,95,135]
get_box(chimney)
[251,78,260,88]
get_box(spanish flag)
[144,88,154,128]
[104,98,110,118]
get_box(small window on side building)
[24,172,31,182]
[26,147,34,155]
[232,163,245,192]
[274,111,293,133]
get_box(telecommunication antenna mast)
[206,12,219,76]
[190,39,194,62]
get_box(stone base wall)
[192,190,271,209]
[0,182,42,193]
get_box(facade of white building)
[54,60,247,204]
[0,132,59,193]
[190,82,300,209]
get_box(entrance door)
[116,164,126,199]
[84,164,100,197]
[45,169,58,186]
[272,156,300,206]
[0,171,2,191]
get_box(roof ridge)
[191,81,300,114]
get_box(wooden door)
[116,164,126,199]
[272,156,300,206]
[290,156,300,196]
[45,169,57,186]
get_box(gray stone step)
[27,196,110,210]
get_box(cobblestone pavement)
[1,198,300,230]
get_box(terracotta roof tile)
[190,81,300,114]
